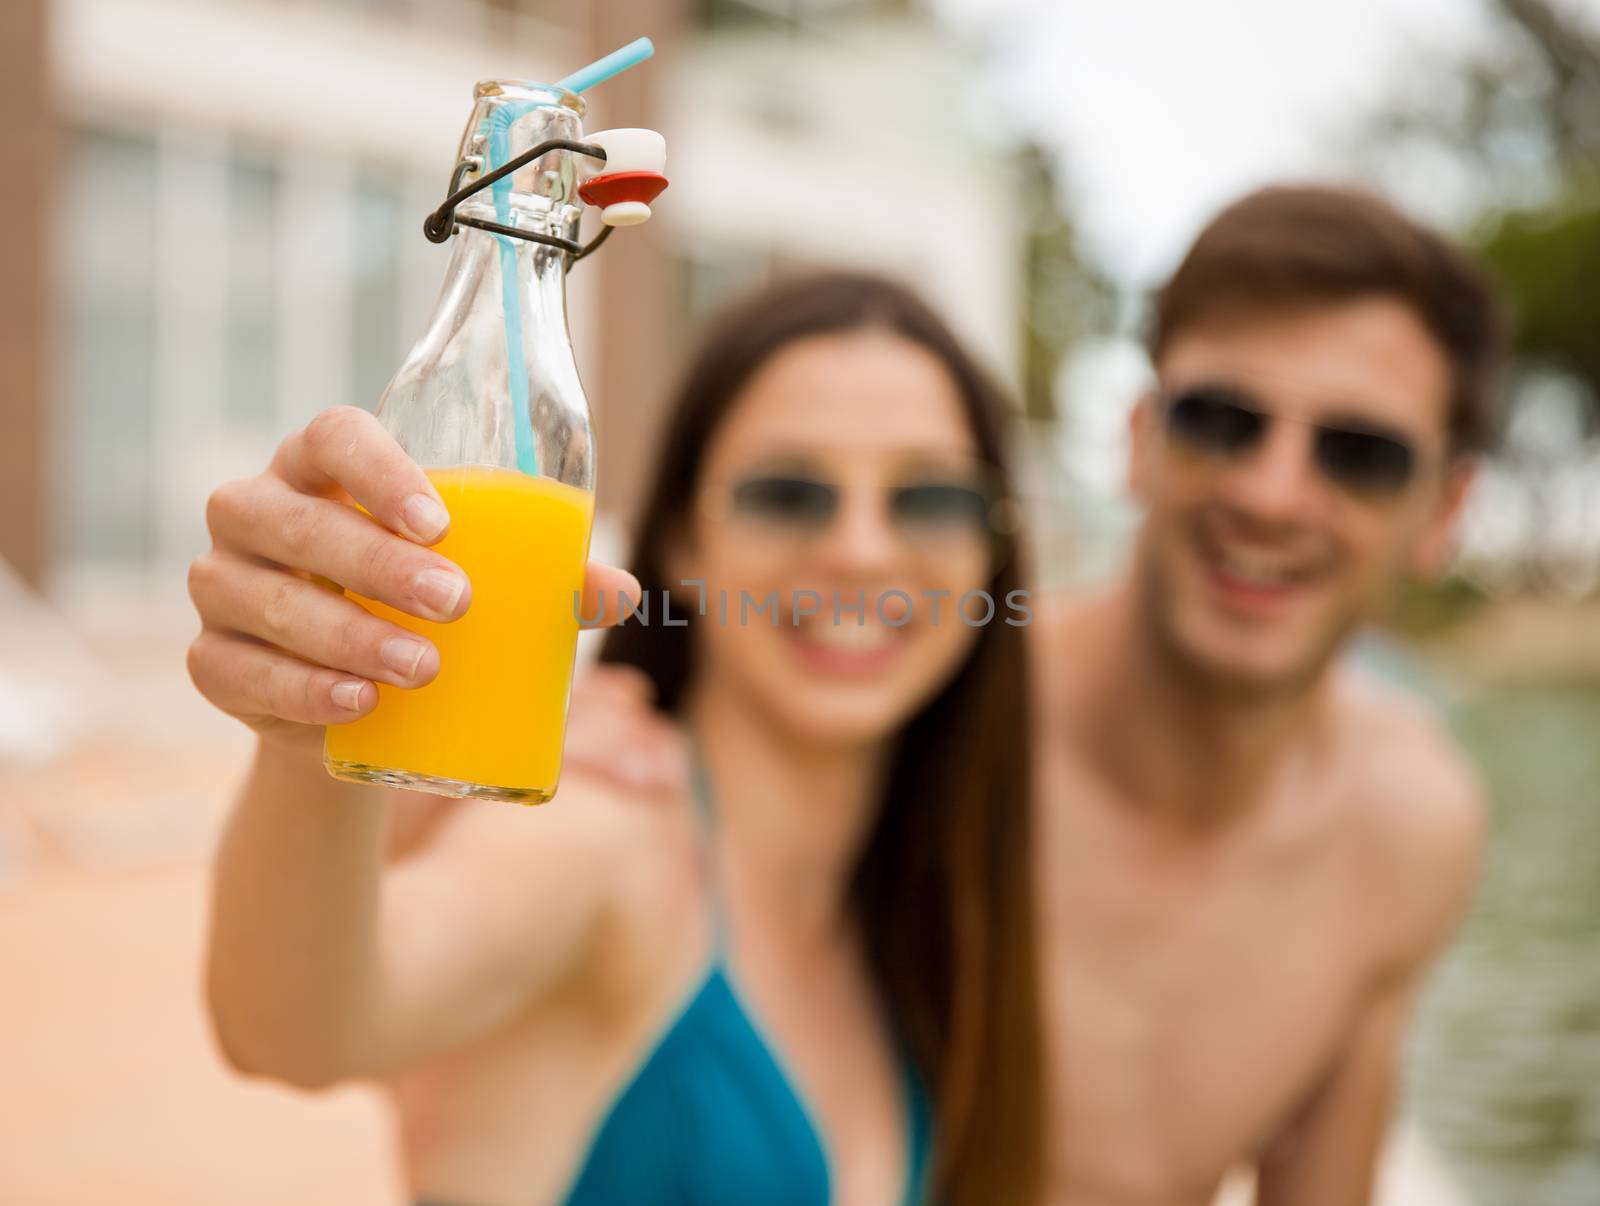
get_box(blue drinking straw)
[488,37,656,476]
[487,111,538,476]
[558,37,655,95]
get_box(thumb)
[579,561,642,629]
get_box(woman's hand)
[186,406,639,755]
[564,664,691,794]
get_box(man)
[296,182,1497,1203]
[1028,185,1501,1204]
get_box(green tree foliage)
[1481,198,1600,411]
[1362,0,1599,415]
[1354,0,1600,613]
[1017,143,1114,422]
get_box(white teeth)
[1218,547,1297,586]
[800,621,896,651]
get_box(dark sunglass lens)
[1314,428,1415,495]
[891,482,993,532]
[1166,389,1265,455]
[730,476,838,527]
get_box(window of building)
[351,167,407,410]
[55,125,433,574]
[225,150,281,431]
[55,128,160,566]
[700,0,911,32]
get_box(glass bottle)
[324,81,601,804]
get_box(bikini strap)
[687,744,734,963]
[899,1050,936,1206]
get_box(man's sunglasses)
[1161,385,1422,498]
[726,472,1010,547]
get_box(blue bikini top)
[553,763,937,1206]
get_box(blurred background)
[0,0,1596,1203]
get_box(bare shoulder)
[1332,668,1486,840]
[550,768,700,901]
[397,767,698,926]
[1330,669,1488,973]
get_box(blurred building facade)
[1,0,1022,613]
[41,0,589,606]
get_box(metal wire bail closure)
[422,137,616,265]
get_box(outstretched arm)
[206,744,623,1088]
[190,406,645,1088]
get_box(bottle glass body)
[325,82,595,804]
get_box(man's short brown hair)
[1148,185,1507,452]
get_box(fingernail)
[414,568,468,618]
[332,680,371,712]
[381,636,430,679]
[403,493,450,543]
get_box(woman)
[191,272,1040,1205]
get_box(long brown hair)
[599,271,1040,1204]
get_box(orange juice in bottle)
[325,468,593,800]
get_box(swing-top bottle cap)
[579,129,669,227]
[586,129,664,174]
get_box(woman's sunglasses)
[724,471,1012,552]
[1161,385,1422,498]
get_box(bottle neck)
[457,186,582,244]
[375,82,594,487]
[444,219,584,480]
[441,219,573,329]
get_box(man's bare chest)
[1034,793,1370,1199]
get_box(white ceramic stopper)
[586,128,667,175]
[601,200,652,227]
